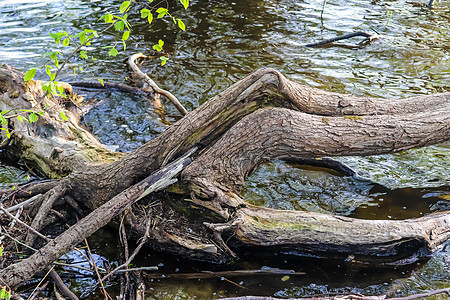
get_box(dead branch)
[48,268,79,300]
[128,53,188,115]
[0,147,196,288]
[305,31,380,48]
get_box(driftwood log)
[0,63,449,289]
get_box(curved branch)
[305,31,380,48]
[128,53,188,116]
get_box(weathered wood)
[0,148,196,288]
[230,206,450,262]
[0,64,449,289]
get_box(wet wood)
[144,269,305,280]
[0,64,449,289]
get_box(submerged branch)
[305,31,380,48]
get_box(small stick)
[115,267,158,273]
[144,269,304,279]
[320,0,327,20]
[9,206,23,229]
[0,225,38,252]
[48,268,79,300]
[6,194,42,213]
[27,266,53,300]
[102,218,153,282]
[27,281,49,300]
[84,239,109,300]
[305,31,380,48]
[0,205,50,242]
[387,287,450,300]
[25,183,67,246]
[119,216,131,298]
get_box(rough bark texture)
[0,64,449,289]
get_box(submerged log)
[0,63,449,289]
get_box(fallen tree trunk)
[0,63,449,289]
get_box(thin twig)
[54,23,115,80]
[26,267,53,300]
[27,281,49,300]
[0,226,38,252]
[387,287,450,300]
[320,0,327,20]
[102,218,153,282]
[25,184,67,246]
[6,194,43,213]
[9,206,23,229]
[118,215,131,299]
[0,205,51,242]
[84,239,109,300]
[115,266,158,273]
[48,268,79,300]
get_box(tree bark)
[0,63,449,289]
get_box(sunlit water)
[0,0,449,298]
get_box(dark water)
[1,0,449,298]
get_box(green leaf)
[0,287,6,298]
[109,47,118,56]
[29,113,38,123]
[158,39,164,47]
[122,40,127,51]
[79,32,87,44]
[160,56,168,66]
[156,7,168,18]
[45,66,52,77]
[178,19,185,31]
[63,38,70,46]
[153,45,162,51]
[50,82,57,95]
[24,68,38,81]
[57,84,64,95]
[179,0,189,9]
[0,114,7,125]
[147,13,153,24]
[80,51,89,59]
[122,30,130,41]
[114,20,125,31]
[141,8,150,18]
[105,13,113,23]
[120,1,131,14]
[59,111,68,122]
[17,115,27,123]
[98,78,104,86]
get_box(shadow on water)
[1,0,449,298]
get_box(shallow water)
[1,0,449,298]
